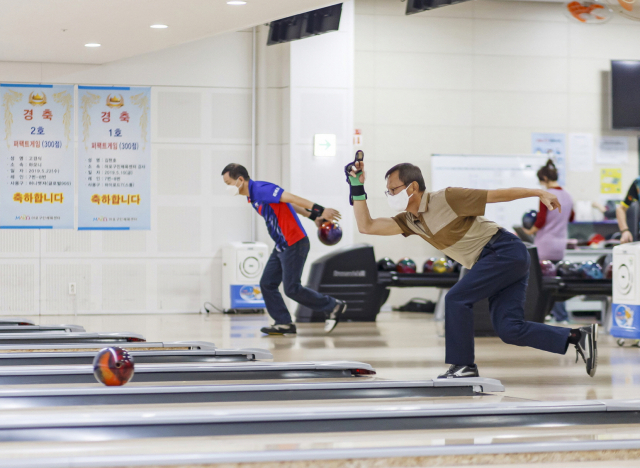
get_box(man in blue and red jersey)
[222,163,347,335]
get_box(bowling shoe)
[574,323,597,377]
[260,323,297,335]
[437,364,479,379]
[324,300,347,333]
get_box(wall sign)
[314,133,337,157]
[0,84,74,229]
[77,86,150,230]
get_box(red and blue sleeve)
[252,181,284,204]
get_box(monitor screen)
[267,4,342,46]
[611,60,640,129]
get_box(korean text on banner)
[0,84,75,229]
[77,86,150,230]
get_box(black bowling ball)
[377,257,396,272]
[557,260,581,278]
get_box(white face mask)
[387,186,413,212]
[226,180,241,196]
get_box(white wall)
[0,32,254,315]
[0,6,356,316]
[288,0,356,265]
[355,0,640,305]
[5,0,635,315]
[255,2,356,313]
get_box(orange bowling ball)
[93,347,134,386]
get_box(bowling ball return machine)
[296,243,613,338]
[609,201,640,346]
[295,244,459,322]
[295,243,541,329]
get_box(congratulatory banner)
[0,84,74,228]
[78,86,150,230]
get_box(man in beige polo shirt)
[345,158,597,379]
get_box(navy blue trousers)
[260,237,336,324]
[445,230,570,365]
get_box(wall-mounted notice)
[597,136,629,165]
[0,84,74,229]
[568,132,594,173]
[531,133,566,186]
[600,168,622,195]
[77,86,150,230]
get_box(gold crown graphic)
[28,92,47,106]
[106,94,124,108]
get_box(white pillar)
[255,2,356,291]
[287,0,355,260]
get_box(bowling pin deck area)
[0,313,638,468]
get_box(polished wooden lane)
[11,311,635,468]
[35,311,635,401]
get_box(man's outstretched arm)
[487,188,561,213]
[280,191,341,222]
[353,200,403,235]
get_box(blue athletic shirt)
[247,180,307,251]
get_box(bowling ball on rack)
[451,261,462,274]
[557,260,581,278]
[377,257,397,272]
[318,221,342,246]
[423,257,438,273]
[396,258,417,274]
[522,210,538,230]
[580,261,604,280]
[93,347,134,386]
[432,258,454,274]
[540,260,557,277]
[569,262,584,277]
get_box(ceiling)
[0,0,341,64]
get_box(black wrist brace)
[348,185,367,206]
[307,203,324,220]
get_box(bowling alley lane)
[34,311,640,402]
[1,421,640,466]
[0,392,515,416]
[8,311,638,467]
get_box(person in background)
[523,159,574,324]
[221,163,347,335]
[616,177,640,244]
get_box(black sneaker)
[324,300,347,333]
[575,324,597,377]
[437,364,479,379]
[260,323,297,335]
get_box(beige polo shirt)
[392,187,500,269]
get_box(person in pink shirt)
[524,160,574,323]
